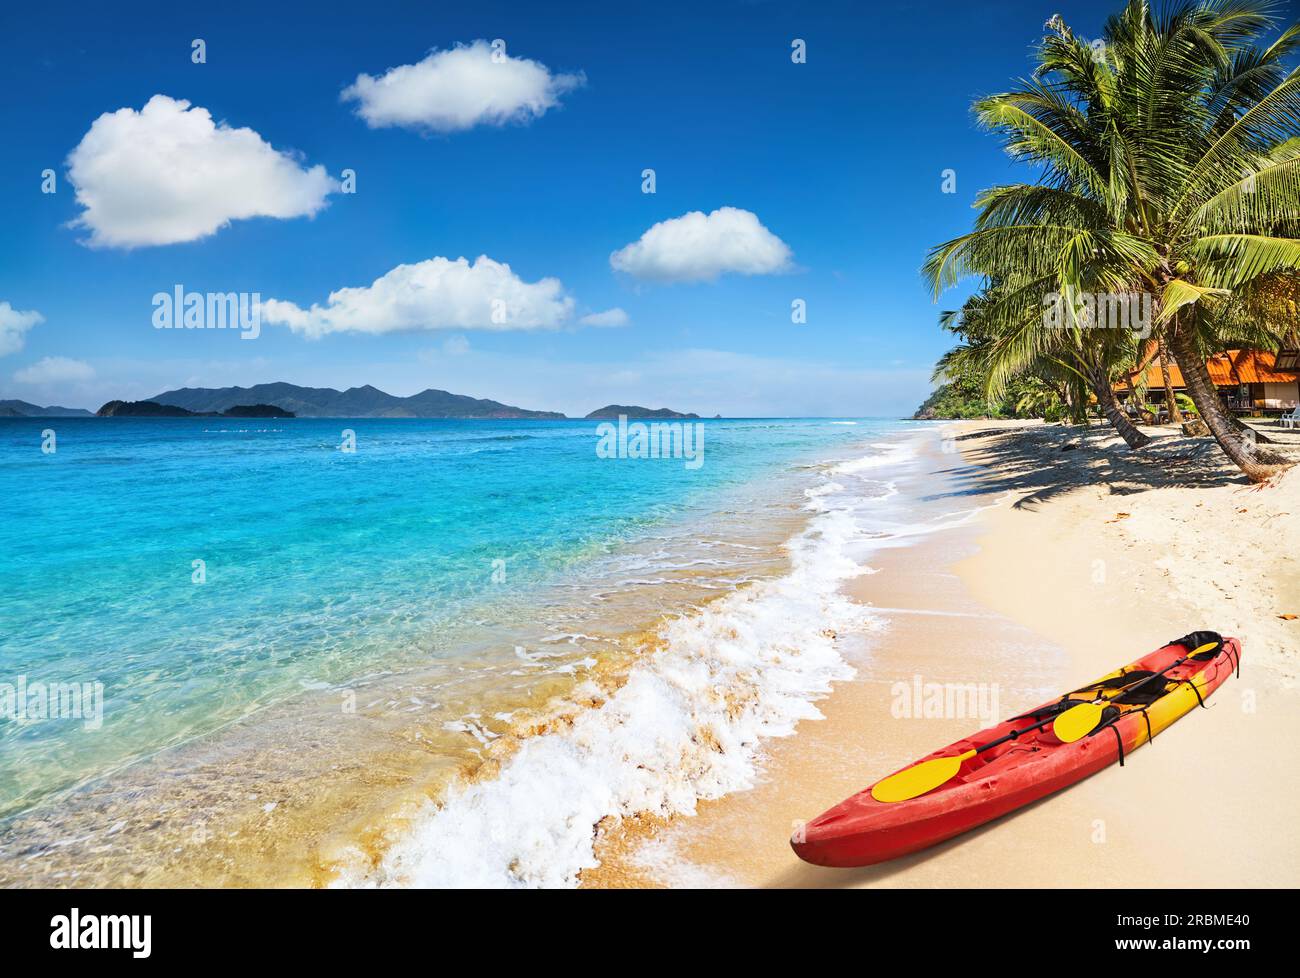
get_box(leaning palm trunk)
[1170,328,1291,482]
[922,4,1300,480]
[1229,405,1279,444]
[1060,379,1088,426]
[1157,336,1183,425]
[1087,361,1150,449]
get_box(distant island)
[585,405,701,420]
[222,404,296,418]
[151,382,565,419]
[97,400,296,418]
[0,399,94,418]
[3,384,709,421]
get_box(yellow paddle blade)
[1191,641,1218,657]
[870,749,977,804]
[1053,702,1105,743]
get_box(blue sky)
[3,0,1293,416]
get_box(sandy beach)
[588,421,1300,888]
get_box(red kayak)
[791,632,1241,867]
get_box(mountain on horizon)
[96,400,295,418]
[0,399,95,418]
[585,404,700,420]
[153,382,566,419]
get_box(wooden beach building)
[1118,345,1300,417]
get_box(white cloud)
[578,307,629,327]
[342,40,584,133]
[10,354,279,411]
[14,356,95,385]
[0,302,43,356]
[261,255,575,338]
[66,95,337,248]
[610,207,793,283]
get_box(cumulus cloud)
[610,207,793,283]
[342,40,584,133]
[260,255,576,338]
[14,357,95,385]
[578,308,629,327]
[66,95,336,248]
[0,302,43,356]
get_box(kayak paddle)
[870,712,1057,803]
[872,641,1220,804]
[1049,641,1218,742]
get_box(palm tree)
[937,288,1151,444]
[1156,336,1184,424]
[924,0,1300,482]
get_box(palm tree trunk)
[1087,361,1151,449]
[1121,371,1147,422]
[1169,327,1293,483]
[1071,375,1090,426]
[1223,400,1279,444]
[1157,336,1183,425]
[1043,379,1071,422]
[1229,409,1279,444]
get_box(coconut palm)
[924,0,1300,482]
[1156,337,1185,424]
[937,288,1151,443]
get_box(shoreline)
[1,422,900,888]
[590,420,1298,887]
[583,427,1026,886]
[7,419,1295,888]
[335,433,917,886]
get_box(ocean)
[0,415,958,886]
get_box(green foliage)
[914,363,1062,420]
[913,380,1012,420]
[920,0,1300,471]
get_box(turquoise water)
[0,416,894,819]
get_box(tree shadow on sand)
[921,425,1249,512]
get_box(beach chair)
[1280,407,1300,429]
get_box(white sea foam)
[830,441,917,474]
[803,480,845,501]
[539,633,602,645]
[338,435,936,889]
[806,478,897,510]
[629,834,744,888]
